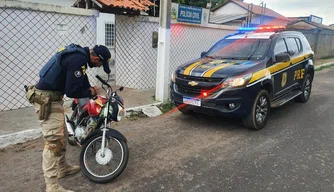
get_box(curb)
[0,102,163,149]
[0,129,42,149]
[315,62,334,70]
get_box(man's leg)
[58,120,80,179]
[35,101,74,192]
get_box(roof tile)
[97,0,154,11]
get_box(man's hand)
[89,86,99,97]
[92,86,99,94]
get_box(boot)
[58,164,81,179]
[46,183,74,192]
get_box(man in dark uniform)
[25,44,111,192]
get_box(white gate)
[96,13,115,82]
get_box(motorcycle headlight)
[117,105,125,121]
[221,73,252,88]
[171,71,176,83]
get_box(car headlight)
[171,71,176,83]
[221,73,252,88]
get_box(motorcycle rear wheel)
[80,134,129,183]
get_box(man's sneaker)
[46,183,74,192]
[58,165,81,179]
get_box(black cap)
[93,45,111,74]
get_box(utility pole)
[155,0,171,102]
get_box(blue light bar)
[238,27,257,31]
[238,26,286,33]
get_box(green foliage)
[157,101,176,114]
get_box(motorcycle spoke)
[83,136,124,178]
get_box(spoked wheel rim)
[255,96,268,124]
[83,136,124,178]
[304,77,311,99]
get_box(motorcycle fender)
[80,128,127,145]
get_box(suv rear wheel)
[243,90,270,130]
[296,73,312,103]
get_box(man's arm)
[64,54,95,98]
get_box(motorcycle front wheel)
[79,134,129,183]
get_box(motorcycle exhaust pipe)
[65,115,75,136]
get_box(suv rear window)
[206,39,270,60]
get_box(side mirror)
[275,52,291,63]
[119,86,124,92]
[201,51,207,58]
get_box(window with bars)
[105,23,115,48]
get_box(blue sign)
[309,15,323,24]
[177,4,202,24]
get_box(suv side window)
[274,38,288,55]
[286,37,299,56]
[295,38,302,52]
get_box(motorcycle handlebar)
[96,75,111,88]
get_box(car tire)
[296,73,312,103]
[242,90,270,130]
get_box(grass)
[127,111,147,121]
[157,101,176,114]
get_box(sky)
[16,0,334,25]
[244,0,334,25]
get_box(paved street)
[1,67,334,192]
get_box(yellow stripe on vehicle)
[202,63,234,77]
[249,69,270,83]
[184,61,203,75]
[248,54,310,84]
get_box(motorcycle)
[65,75,129,183]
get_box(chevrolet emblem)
[188,81,198,86]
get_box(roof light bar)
[238,26,286,32]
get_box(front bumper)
[170,82,259,118]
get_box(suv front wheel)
[243,90,270,130]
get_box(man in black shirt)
[26,44,111,192]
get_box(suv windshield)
[206,39,270,60]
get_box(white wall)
[213,2,247,15]
[14,0,74,7]
[97,12,116,59]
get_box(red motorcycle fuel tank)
[83,96,107,117]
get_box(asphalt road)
[1,67,334,192]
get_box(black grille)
[177,74,225,83]
[176,84,220,97]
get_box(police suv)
[170,26,314,130]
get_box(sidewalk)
[0,86,157,148]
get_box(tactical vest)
[39,44,88,89]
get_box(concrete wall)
[291,28,334,59]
